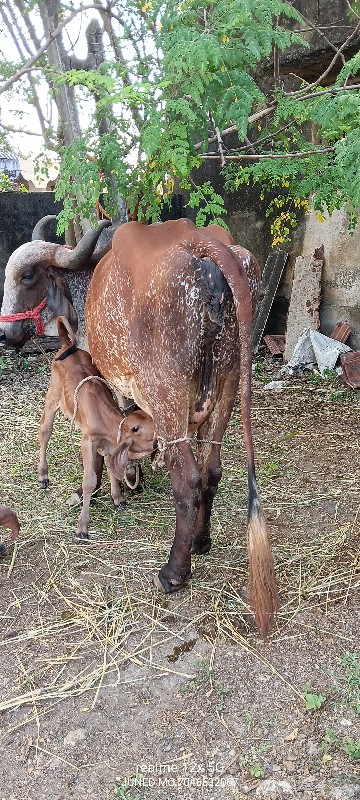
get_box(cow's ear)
[46,276,78,333]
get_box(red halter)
[0,298,47,335]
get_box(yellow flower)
[221,34,230,43]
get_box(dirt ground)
[0,348,359,800]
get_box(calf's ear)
[46,276,78,333]
[109,441,132,480]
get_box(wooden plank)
[284,246,324,363]
[252,250,288,350]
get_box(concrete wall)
[2,187,359,349]
[301,208,360,349]
[180,159,360,348]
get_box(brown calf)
[38,317,155,541]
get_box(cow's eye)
[21,272,35,284]
[131,425,140,433]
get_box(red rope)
[0,298,47,335]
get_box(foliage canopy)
[0,0,360,241]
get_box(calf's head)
[109,410,156,480]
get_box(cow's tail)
[238,311,279,638]
[190,232,279,637]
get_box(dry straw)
[0,353,359,736]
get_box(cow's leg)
[38,391,59,488]
[192,377,238,555]
[155,441,202,592]
[75,436,99,542]
[68,449,104,507]
[191,441,221,555]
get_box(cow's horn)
[54,220,112,270]
[32,215,57,241]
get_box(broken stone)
[253,250,288,350]
[340,351,360,389]
[264,335,286,356]
[326,778,360,799]
[280,329,351,376]
[63,728,86,747]
[255,778,294,798]
[263,380,285,392]
[284,247,324,363]
[330,322,352,344]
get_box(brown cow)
[0,217,276,635]
[38,317,155,540]
[85,218,278,636]
[0,506,20,556]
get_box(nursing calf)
[38,317,155,540]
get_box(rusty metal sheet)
[284,246,324,363]
[330,322,352,344]
[340,351,360,389]
[264,334,285,355]
[252,250,288,351]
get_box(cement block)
[284,248,323,362]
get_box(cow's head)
[109,410,156,480]
[0,217,111,346]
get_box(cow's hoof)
[67,492,82,507]
[38,478,49,489]
[191,538,211,555]
[0,542,6,558]
[74,531,90,543]
[153,567,191,594]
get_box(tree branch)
[199,146,335,161]
[285,20,360,97]
[194,80,360,154]
[292,82,360,102]
[194,104,277,152]
[345,0,360,19]
[0,3,107,96]
[0,121,43,136]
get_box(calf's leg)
[67,449,104,507]
[38,390,59,488]
[104,459,126,509]
[75,436,99,542]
